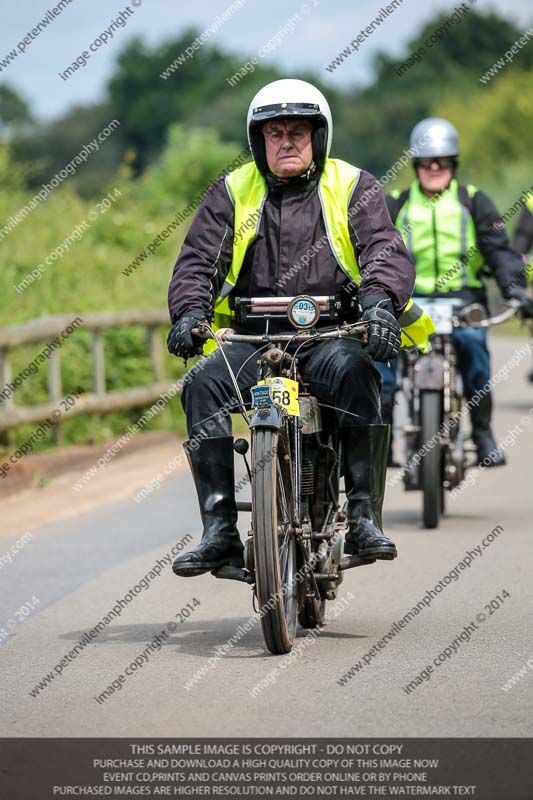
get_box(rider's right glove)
[507,287,533,319]
[360,294,402,362]
[167,309,207,359]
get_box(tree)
[106,32,341,173]
[12,102,123,196]
[345,9,533,176]
[435,69,533,177]
[0,84,32,139]
[107,33,250,172]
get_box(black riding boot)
[342,425,397,560]
[381,393,400,468]
[469,392,506,467]
[172,436,244,577]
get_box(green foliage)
[0,142,31,192]
[107,33,254,172]
[348,9,533,177]
[136,124,250,215]
[12,101,124,198]
[435,70,533,178]
[0,127,243,453]
[0,83,32,137]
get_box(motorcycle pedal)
[339,553,377,570]
[211,565,249,582]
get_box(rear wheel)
[252,426,298,654]
[297,536,325,630]
[420,391,443,529]
[298,594,325,630]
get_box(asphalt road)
[1,335,532,737]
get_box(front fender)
[249,404,285,430]
[416,352,445,391]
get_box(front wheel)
[420,391,444,529]
[252,426,298,654]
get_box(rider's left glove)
[360,294,401,362]
[167,309,207,359]
[507,287,533,319]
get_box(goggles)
[414,156,456,170]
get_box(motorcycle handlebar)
[456,301,521,329]
[191,321,369,345]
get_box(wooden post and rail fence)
[0,311,175,434]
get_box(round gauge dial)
[287,296,320,329]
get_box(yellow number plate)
[257,377,300,416]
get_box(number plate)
[256,377,300,416]
[415,299,455,334]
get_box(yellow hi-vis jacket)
[203,159,434,354]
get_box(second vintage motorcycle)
[399,298,518,528]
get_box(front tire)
[420,391,443,529]
[252,426,298,654]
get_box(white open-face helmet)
[409,117,460,159]
[247,79,333,175]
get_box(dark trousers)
[181,338,383,438]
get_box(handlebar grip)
[190,325,211,341]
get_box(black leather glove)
[360,294,401,362]
[507,287,533,319]
[167,309,207,359]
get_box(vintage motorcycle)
[193,294,378,655]
[399,298,519,528]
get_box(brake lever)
[339,321,369,345]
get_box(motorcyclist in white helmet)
[167,79,420,577]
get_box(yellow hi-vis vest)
[203,158,434,354]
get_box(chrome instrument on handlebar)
[192,293,368,346]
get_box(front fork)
[404,345,447,490]
[403,339,465,492]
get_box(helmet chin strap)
[301,160,317,180]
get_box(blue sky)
[1,0,531,120]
